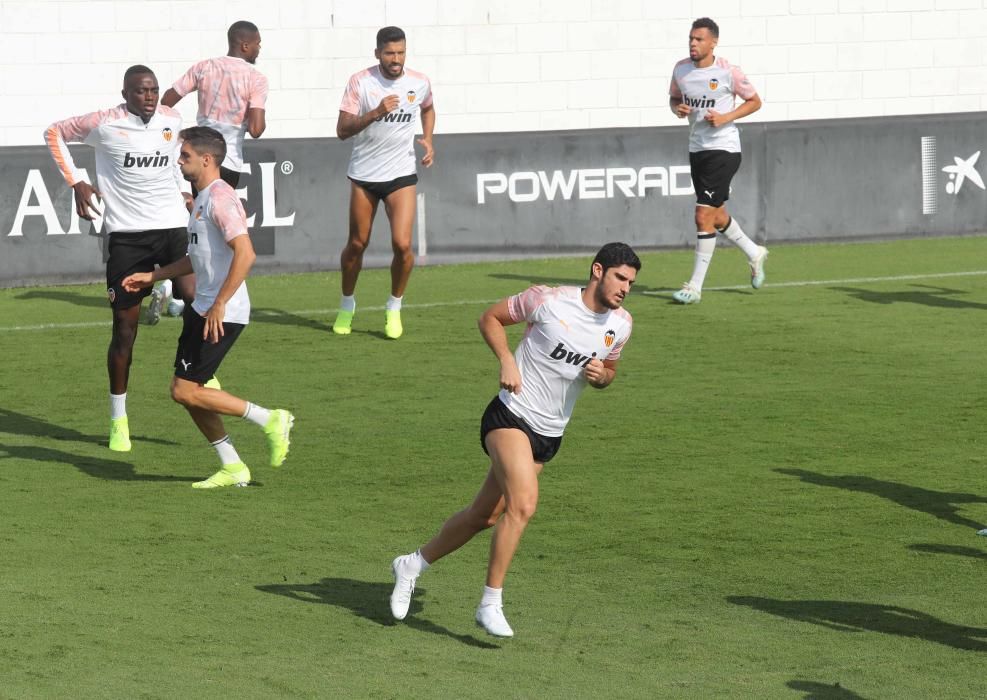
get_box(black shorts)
[173,304,245,384]
[480,396,563,464]
[689,150,742,208]
[349,173,418,200]
[192,167,241,197]
[106,228,188,309]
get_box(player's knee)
[507,498,538,523]
[392,239,412,257]
[170,380,195,406]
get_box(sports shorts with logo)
[480,396,563,464]
[689,150,742,208]
[173,304,245,384]
[106,227,188,309]
[348,173,418,200]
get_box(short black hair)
[180,126,227,163]
[228,20,260,45]
[123,64,155,85]
[376,26,406,49]
[592,242,641,276]
[692,17,719,38]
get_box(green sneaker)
[203,376,221,390]
[192,462,251,489]
[109,416,131,452]
[332,310,354,335]
[264,409,294,467]
[384,309,403,339]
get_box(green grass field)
[2,236,987,699]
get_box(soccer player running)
[668,17,767,305]
[331,26,435,339]
[155,20,268,320]
[389,243,640,637]
[45,65,194,452]
[122,127,293,489]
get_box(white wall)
[1,0,986,146]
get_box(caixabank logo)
[921,136,985,215]
[5,157,296,255]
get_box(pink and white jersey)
[669,56,758,153]
[171,56,269,172]
[187,179,251,324]
[45,105,188,233]
[500,285,633,438]
[340,65,433,182]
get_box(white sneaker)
[672,283,702,305]
[475,604,514,637]
[749,245,769,289]
[144,287,165,325]
[167,297,185,317]
[977,528,987,537]
[390,554,419,620]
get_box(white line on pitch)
[4,269,987,333]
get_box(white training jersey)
[499,285,633,438]
[45,105,189,233]
[340,65,433,182]
[669,56,758,153]
[170,56,269,172]
[187,179,251,325]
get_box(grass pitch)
[2,236,987,698]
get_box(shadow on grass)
[907,543,987,561]
[728,596,987,651]
[15,289,108,308]
[775,469,987,531]
[0,444,197,482]
[786,679,867,699]
[256,578,499,649]
[0,407,177,448]
[250,307,327,332]
[830,285,987,310]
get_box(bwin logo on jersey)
[549,342,598,367]
[685,96,715,108]
[376,111,413,123]
[123,151,169,168]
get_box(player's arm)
[417,103,435,167]
[584,358,618,389]
[669,96,691,119]
[336,95,400,140]
[705,93,761,128]
[121,256,194,292]
[246,108,266,138]
[203,234,255,343]
[478,299,523,395]
[160,88,182,107]
[44,111,105,220]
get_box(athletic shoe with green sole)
[384,309,403,339]
[192,462,251,489]
[750,245,769,289]
[672,283,702,305]
[332,310,354,335]
[109,416,131,452]
[264,409,294,467]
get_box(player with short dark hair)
[669,17,766,304]
[389,242,640,637]
[122,126,293,489]
[331,25,436,340]
[45,65,193,452]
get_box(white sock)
[211,435,241,466]
[242,402,272,427]
[110,393,127,420]
[480,585,503,608]
[720,217,759,259]
[386,295,402,312]
[160,278,173,298]
[688,233,717,291]
[340,295,356,313]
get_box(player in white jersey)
[157,20,268,320]
[331,26,436,340]
[668,17,767,305]
[122,127,293,489]
[389,243,640,637]
[45,65,193,453]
